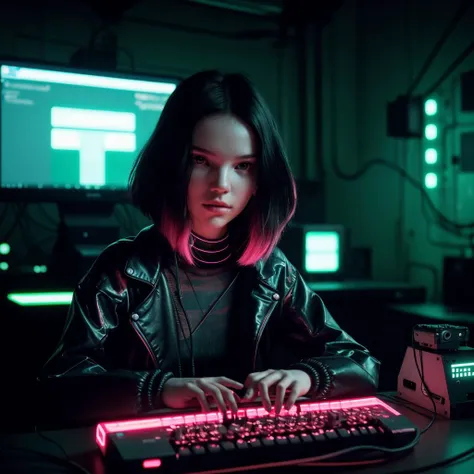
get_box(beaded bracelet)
[153,371,175,409]
[291,362,321,395]
[146,370,163,411]
[312,361,333,398]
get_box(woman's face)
[187,113,257,239]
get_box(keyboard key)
[249,438,262,448]
[191,445,206,455]
[220,441,236,451]
[312,433,326,442]
[207,443,221,454]
[236,439,249,449]
[261,436,275,446]
[337,428,351,438]
[288,434,301,445]
[178,447,192,457]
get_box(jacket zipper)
[131,321,159,368]
[252,301,278,370]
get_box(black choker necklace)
[190,232,232,266]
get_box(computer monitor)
[0,58,179,203]
[279,224,346,281]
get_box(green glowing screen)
[1,63,177,191]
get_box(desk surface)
[1,395,473,474]
[391,303,474,323]
[308,280,423,292]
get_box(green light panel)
[424,99,438,116]
[304,231,340,273]
[424,172,438,189]
[0,242,10,255]
[425,148,438,164]
[451,362,474,379]
[424,124,438,140]
[7,291,73,306]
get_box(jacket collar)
[124,225,278,292]
[124,225,166,285]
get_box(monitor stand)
[50,202,120,283]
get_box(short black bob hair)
[129,69,296,266]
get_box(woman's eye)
[193,155,207,165]
[236,162,253,171]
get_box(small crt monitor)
[279,224,345,281]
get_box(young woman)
[39,70,379,424]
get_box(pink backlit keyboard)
[96,396,418,473]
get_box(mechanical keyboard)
[96,396,419,473]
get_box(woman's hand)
[161,376,243,414]
[242,369,311,414]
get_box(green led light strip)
[423,97,439,189]
[7,291,73,306]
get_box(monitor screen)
[304,229,341,273]
[279,224,345,280]
[0,60,178,202]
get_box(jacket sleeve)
[37,280,172,426]
[282,268,380,400]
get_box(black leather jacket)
[39,226,379,425]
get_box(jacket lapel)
[124,225,167,286]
